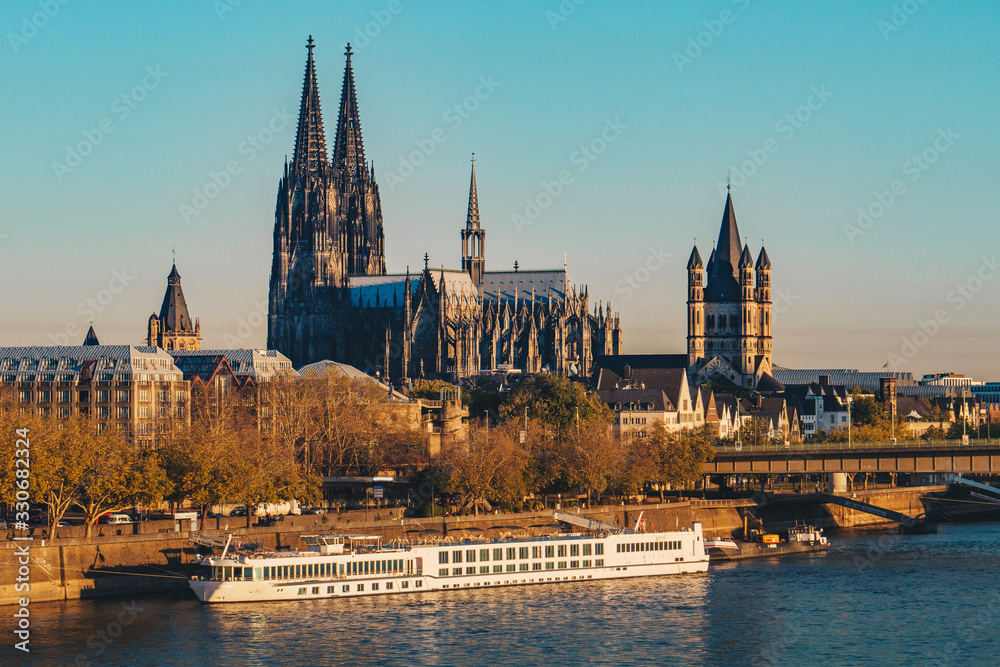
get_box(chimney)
[819,375,830,386]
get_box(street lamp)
[846,395,853,448]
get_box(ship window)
[583,544,591,556]
[386,582,393,590]
[506,548,516,560]
[570,561,579,568]
[297,588,306,595]
[402,581,409,589]
[596,559,604,566]
[519,547,529,559]
[307,564,313,577]
[506,564,516,572]
[467,550,476,562]
[358,584,364,592]
[439,568,448,576]
[558,562,567,569]
[570,545,579,557]
[328,586,335,594]
[453,551,463,563]
[480,566,489,574]
[583,560,591,567]
[557,545,567,557]
[532,546,541,559]
[640,544,645,552]
[453,568,462,576]
[439,551,449,564]
[493,565,502,573]
[253,567,262,581]
[466,567,476,575]
[596,544,603,555]
[519,563,529,571]
[372,583,379,591]
[532,563,541,571]
[616,545,621,553]
[545,546,555,558]
[480,549,490,561]
[416,581,423,588]
[343,585,350,593]
[296,565,302,578]
[312,587,319,594]
[223,567,232,580]
[545,562,554,570]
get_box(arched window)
[720,314,727,330]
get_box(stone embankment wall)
[1,500,747,606]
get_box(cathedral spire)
[466,153,480,229]
[332,42,366,178]
[292,36,328,175]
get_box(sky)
[1,0,998,379]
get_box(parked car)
[28,509,48,524]
[98,513,133,525]
[229,506,248,517]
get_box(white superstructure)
[189,523,708,603]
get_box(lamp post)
[846,395,853,448]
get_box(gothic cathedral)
[267,38,622,379]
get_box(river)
[9,522,1000,666]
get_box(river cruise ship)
[189,521,708,603]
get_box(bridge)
[704,439,1000,475]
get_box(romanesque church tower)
[267,38,386,367]
[686,189,772,388]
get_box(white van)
[101,513,133,524]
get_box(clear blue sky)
[1,0,997,378]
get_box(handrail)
[715,438,997,454]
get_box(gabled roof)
[596,388,674,412]
[171,354,235,384]
[481,268,570,303]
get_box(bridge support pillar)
[829,473,848,493]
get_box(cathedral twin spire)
[291,37,367,180]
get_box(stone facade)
[687,190,772,389]
[267,39,622,379]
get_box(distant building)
[266,38,622,379]
[147,263,201,351]
[0,345,190,444]
[686,190,773,389]
[919,373,981,387]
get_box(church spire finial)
[727,170,731,192]
[466,154,480,229]
[333,40,365,177]
[292,35,327,175]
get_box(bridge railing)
[714,438,997,454]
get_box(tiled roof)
[596,388,673,412]
[771,369,913,391]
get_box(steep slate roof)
[481,268,571,303]
[158,263,196,333]
[596,388,674,412]
[687,246,703,270]
[756,246,771,270]
[705,192,743,302]
[82,326,100,346]
[427,268,479,300]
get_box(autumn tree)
[499,375,611,441]
[560,420,621,507]
[437,420,528,515]
[640,422,716,499]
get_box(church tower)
[687,188,772,388]
[686,245,704,366]
[147,262,201,351]
[461,156,486,287]
[268,38,386,368]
